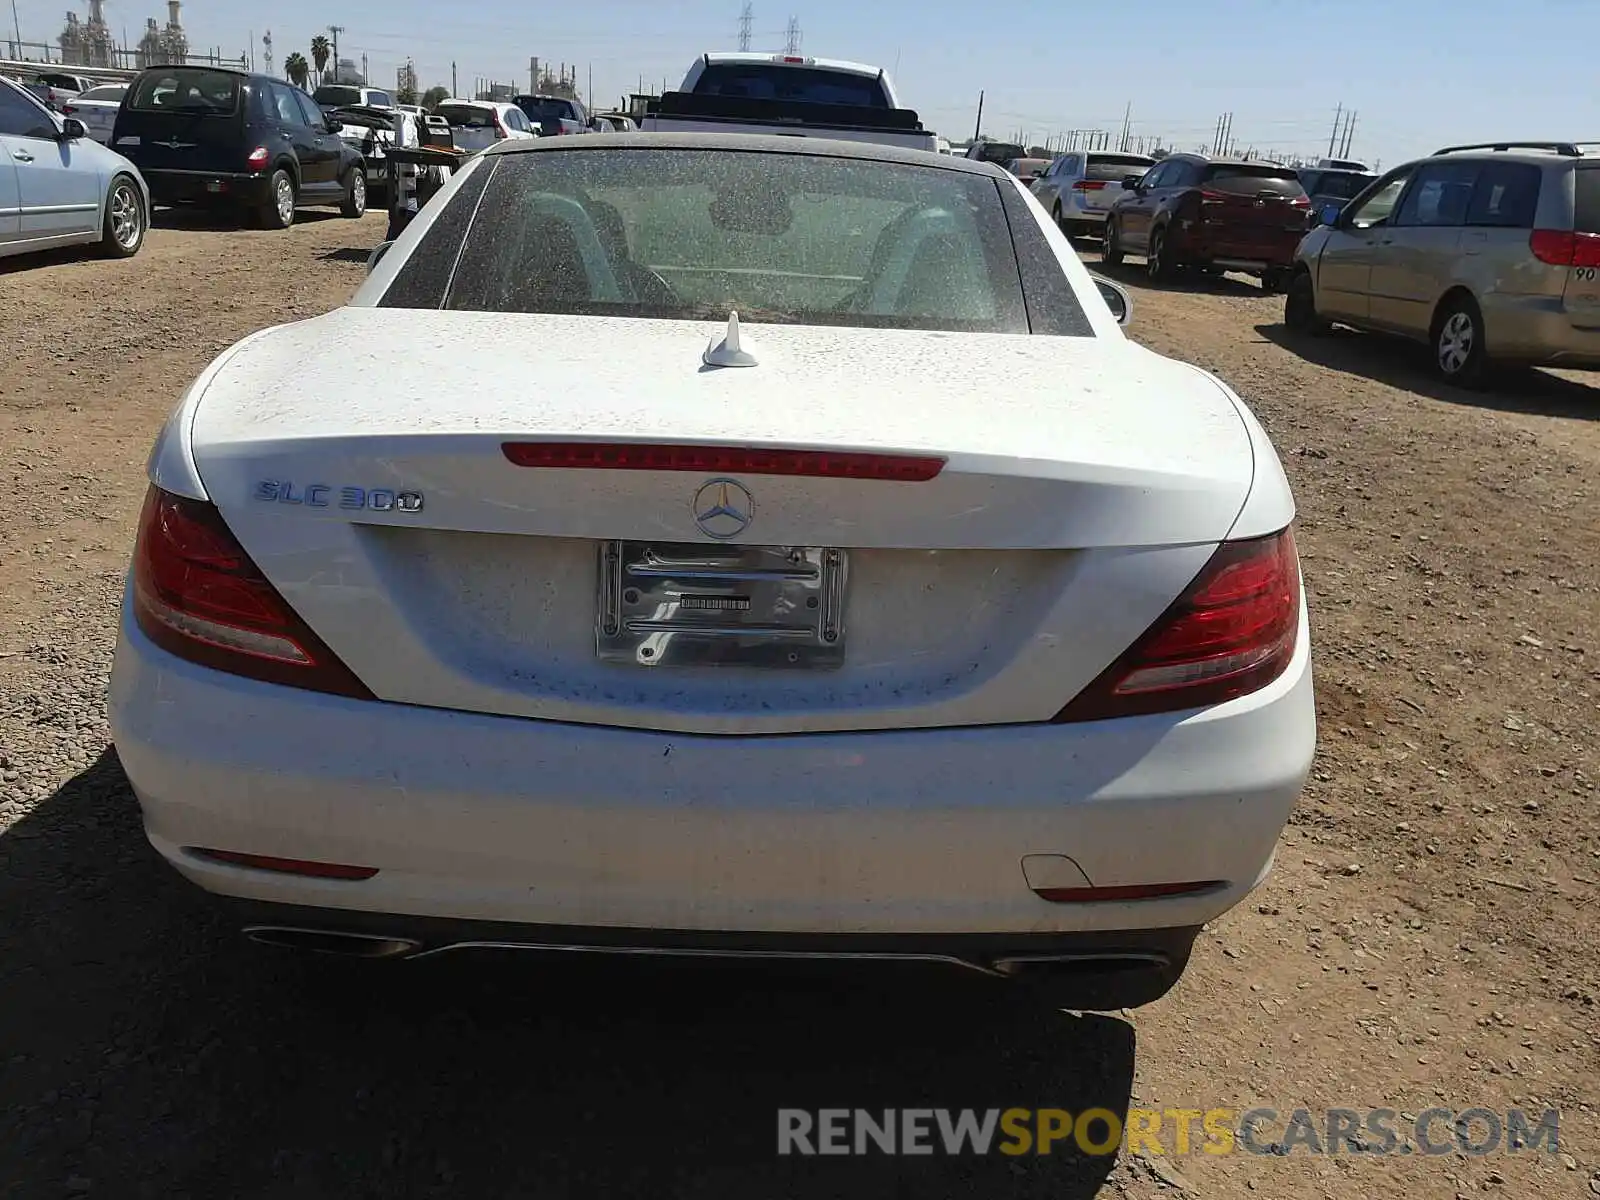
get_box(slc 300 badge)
[254,481,424,513]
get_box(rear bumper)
[141,168,271,207]
[1483,294,1600,367]
[1177,222,1302,268]
[1060,194,1114,224]
[109,589,1314,940]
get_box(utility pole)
[451,60,457,97]
[1119,101,1131,152]
[738,1,753,51]
[1340,111,1358,158]
[1327,102,1342,158]
[587,63,592,105]
[327,24,343,81]
[972,89,984,142]
[10,0,21,52]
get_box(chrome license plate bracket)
[596,541,847,669]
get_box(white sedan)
[109,133,1314,1010]
[60,81,128,143]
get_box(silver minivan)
[1032,150,1155,238]
[1288,141,1600,386]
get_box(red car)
[1103,153,1310,290]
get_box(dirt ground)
[1,212,1597,1199]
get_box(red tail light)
[1290,195,1310,208]
[1072,179,1107,191]
[1530,228,1600,268]
[61,104,77,114]
[1200,189,1228,203]
[502,442,946,481]
[132,486,372,698]
[246,145,270,170]
[188,848,378,880]
[494,116,508,139]
[1054,527,1301,722]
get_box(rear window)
[693,64,890,108]
[971,142,1025,165]
[128,69,240,114]
[437,103,496,128]
[518,97,577,122]
[1202,163,1306,197]
[1085,154,1153,183]
[312,85,364,108]
[422,148,1033,334]
[78,85,127,102]
[1576,165,1600,234]
[1304,170,1372,200]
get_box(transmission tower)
[262,28,272,77]
[738,2,753,51]
[783,15,801,54]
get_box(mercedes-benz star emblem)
[692,478,753,540]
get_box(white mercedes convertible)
[109,133,1315,1010]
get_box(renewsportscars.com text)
[776,1107,1560,1157]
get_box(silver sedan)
[0,75,149,261]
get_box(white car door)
[0,83,101,241]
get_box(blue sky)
[14,0,1599,168]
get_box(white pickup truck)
[640,52,937,153]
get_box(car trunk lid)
[186,307,1258,733]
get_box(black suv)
[112,65,368,229]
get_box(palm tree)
[310,35,331,85]
[284,52,310,90]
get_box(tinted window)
[1304,169,1372,200]
[430,148,1030,334]
[262,82,301,125]
[78,84,127,103]
[313,85,364,108]
[972,142,1025,165]
[1577,165,1600,235]
[517,97,576,123]
[1141,162,1174,188]
[368,91,392,107]
[1085,154,1152,183]
[129,68,241,114]
[1201,163,1305,197]
[1465,162,1542,228]
[1395,161,1478,227]
[692,64,890,108]
[293,90,326,128]
[0,80,55,139]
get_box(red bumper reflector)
[188,848,379,880]
[501,442,946,481]
[1033,880,1222,903]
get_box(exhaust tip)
[243,926,421,959]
